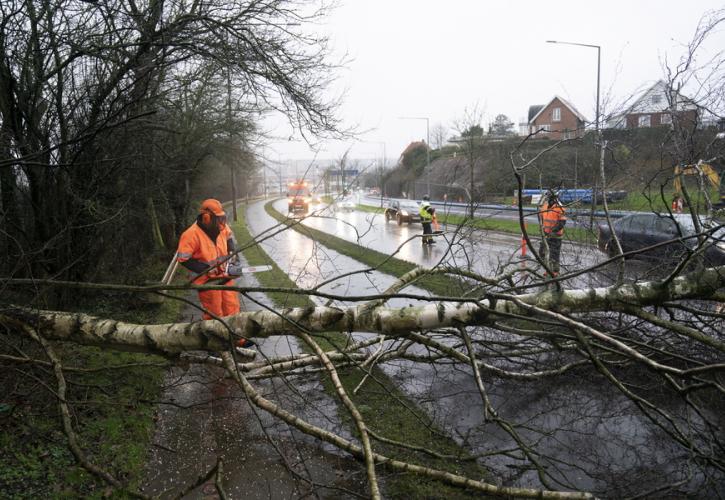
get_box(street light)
[398,116,431,196]
[547,40,602,225]
[364,141,387,206]
[546,40,600,135]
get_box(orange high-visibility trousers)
[198,279,240,320]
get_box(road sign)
[327,169,359,177]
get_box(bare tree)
[2,7,725,500]
[452,104,486,217]
[431,122,449,150]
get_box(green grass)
[0,256,180,498]
[230,202,490,498]
[357,203,597,246]
[266,201,476,297]
[602,188,720,212]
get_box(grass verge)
[265,202,472,297]
[357,202,597,246]
[230,203,489,498]
[0,256,182,499]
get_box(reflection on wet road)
[297,199,619,290]
[144,198,716,498]
[259,199,715,496]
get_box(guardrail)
[359,194,631,221]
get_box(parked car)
[337,197,356,212]
[597,213,725,266]
[384,200,421,225]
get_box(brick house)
[527,96,587,140]
[607,80,698,130]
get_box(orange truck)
[287,180,311,214]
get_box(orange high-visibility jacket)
[177,223,234,284]
[540,202,566,237]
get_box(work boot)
[236,338,256,349]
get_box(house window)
[651,94,662,105]
[540,124,551,132]
[660,113,672,125]
[638,115,651,127]
[552,107,561,122]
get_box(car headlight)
[400,211,408,216]
[716,241,725,252]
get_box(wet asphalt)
[140,256,369,498]
[140,199,718,498]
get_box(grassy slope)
[231,204,489,498]
[0,259,182,499]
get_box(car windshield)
[400,202,419,210]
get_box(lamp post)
[364,141,387,206]
[547,40,602,226]
[545,40,600,136]
[398,116,431,196]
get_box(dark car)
[384,200,422,225]
[597,213,725,266]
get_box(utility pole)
[226,63,238,221]
[546,40,601,227]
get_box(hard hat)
[200,199,225,216]
[422,195,430,201]
[546,190,560,202]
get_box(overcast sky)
[262,0,725,165]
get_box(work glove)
[227,263,244,277]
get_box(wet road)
[295,198,615,290]
[141,254,368,498]
[257,199,718,497]
[142,198,718,499]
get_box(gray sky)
[263,0,725,164]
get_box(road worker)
[671,194,684,213]
[176,199,252,347]
[419,195,435,245]
[538,191,567,276]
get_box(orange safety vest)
[540,201,566,237]
[176,222,234,284]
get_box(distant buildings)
[526,96,587,140]
[607,80,698,130]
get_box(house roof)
[529,95,587,124]
[528,105,544,122]
[399,141,428,157]
[606,80,699,128]
[626,80,698,114]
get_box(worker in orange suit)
[176,199,246,332]
[538,191,567,277]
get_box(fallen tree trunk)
[2,265,723,355]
